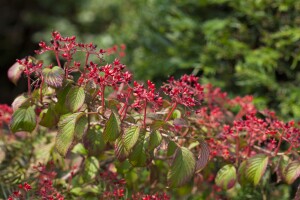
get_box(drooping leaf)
[7,59,24,85]
[237,160,248,186]
[42,66,65,88]
[215,164,237,189]
[284,160,300,184]
[66,86,85,112]
[39,104,59,128]
[167,141,177,157]
[74,114,88,141]
[83,125,105,156]
[10,106,36,133]
[168,147,196,187]
[54,80,73,115]
[11,95,29,111]
[129,135,147,167]
[103,111,121,142]
[115,136,129,162]
[245,154,269,185]
[148,130,162,151]
[83,156,99,181]
[195,140,210,173]
[123,126,140,151]
[55,112,85,157]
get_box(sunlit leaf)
[168,147,196,187]
[42,66,65,88]
[245,154,269,185]
[123,126,140,151]
[66,86,85,112]
[237,160,247,186]
[55,112,85,157]
[83,156,99,181]
[215,164,237,189]
[103,111,121,142]
[10,106,36,133]
[284,160,300,184]
[7,59,24,85]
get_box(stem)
[39,77,44,104]
[55,51,61,68]
[27,70,31,98]
[101,85,105,114]
[143,99,147,128]
[275,134,283,156]
[247,131,253,156]
[83,52,90,76]
[164,102,177,122]
[235,134,240,166]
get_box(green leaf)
[55,80,73,115]
[83,126,105,156]
[55,112,85,157]
[66,86,85,112]
[73,114,88,141]
[168,147,196,187]
[215,164,237,189]
[123,126,140,151]
[172,109,181,119]
[103,111,121,142]
[10,106,36,133]
[83,156,99,181]
[195,140,210,173]
[167,141,177,157]
[148,130,162,151]
[39,104,59,128]
[284,160,300,184]
[237,160,248,186]
[245,154,269,185]
[115,136,129,162]
[42,66,65,88]
[128,135,147,167]
[72,143,88,156]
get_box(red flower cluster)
[132,80,163,110]
[162,75,204,107]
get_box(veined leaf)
[215,164,237,189]
[148,130,162,151]
[167,141,177,157]
[245,154,269,185]
[66,86,85,112]
[55,80,73,115]
[128,135,147,167]
[284,160,300,184]
[10,106,36,133]
[103,111,121,142]
[168,147,196,187]
[55,112,85,157]
[39,104,59,128]
[74,114,88,141]
[237,160,247,186]
[42,66,64,88]
[195,140,210,173]
[83,126,105,156]
[72,143,88,156]
[83,156,99,181]
[123,126,140,151]
[115,136,129,162]
[11,95,29,111]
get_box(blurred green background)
[1,0,300,120]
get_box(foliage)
[1,32,300,199]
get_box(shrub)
[1,32,300,199]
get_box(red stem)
[55,51,61,68]
[165,102,177,122]
[39,77,44,104]
[275,134,283,156]
[143,99,147,128]
[101,85,105,114]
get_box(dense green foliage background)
[2,0,300,119]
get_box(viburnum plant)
[1,31,300,199]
